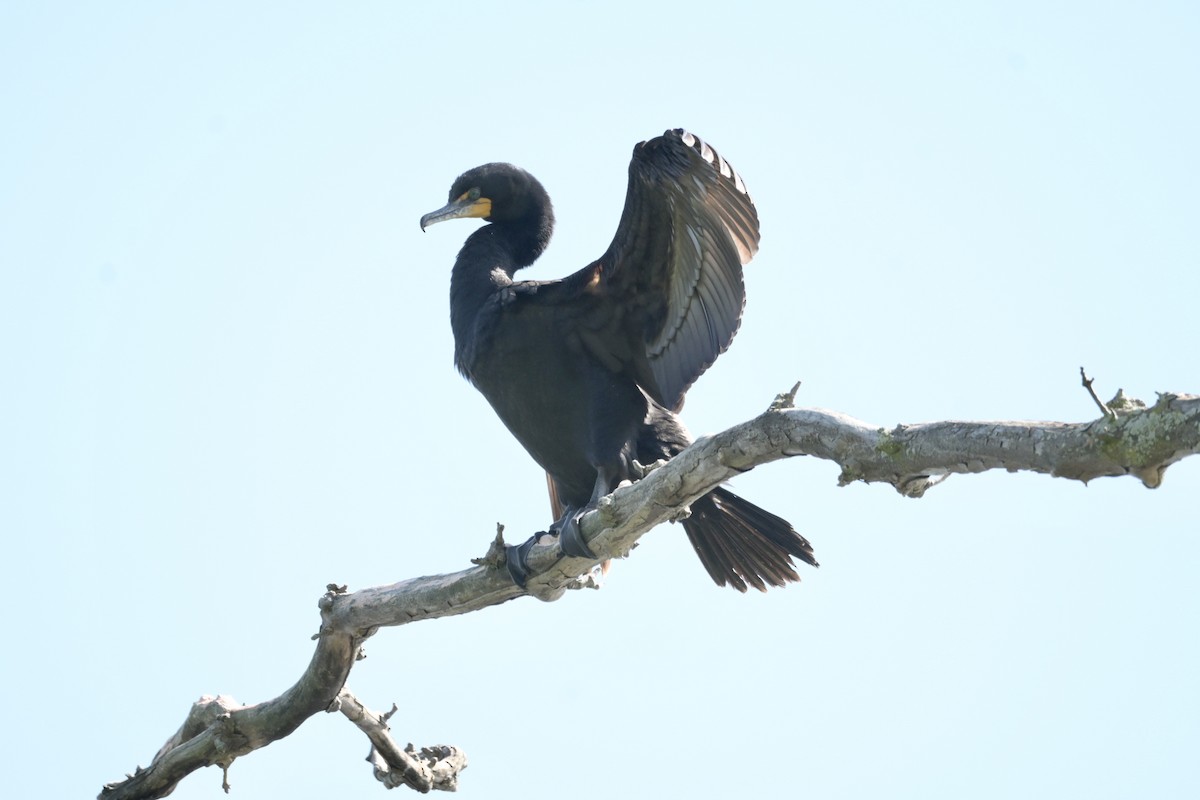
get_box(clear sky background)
[3,3,1198,799]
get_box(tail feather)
[682,486,817,592]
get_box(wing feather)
[585,129,761,410]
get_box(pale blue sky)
[3,3,1198,799]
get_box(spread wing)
[588,129,760,410]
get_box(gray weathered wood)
[100,390,1200,799]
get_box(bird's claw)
[505,508,598,587]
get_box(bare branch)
[1080,367,1114,418]
[336,689,467,792]
[100,390,1200,798]
[100,593,362,800]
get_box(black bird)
[420,129,816,591]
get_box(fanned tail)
[682,486,817,592]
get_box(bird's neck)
[449,220,552,371]
[450,216,552,300]
[492,212,554,269]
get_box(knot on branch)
[1107,388,1146,415]
[470,524,510,569]
[768,381,802,411]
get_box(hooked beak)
[419,195,492,231]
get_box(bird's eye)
[468,188,481,201]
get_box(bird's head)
[420,163,552,231]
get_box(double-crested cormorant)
[420,129,816,591]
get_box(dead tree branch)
[100,389,1200,799]
[335,689,467,792]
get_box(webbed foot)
[553,508,597,559]
[504,537,538,587]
